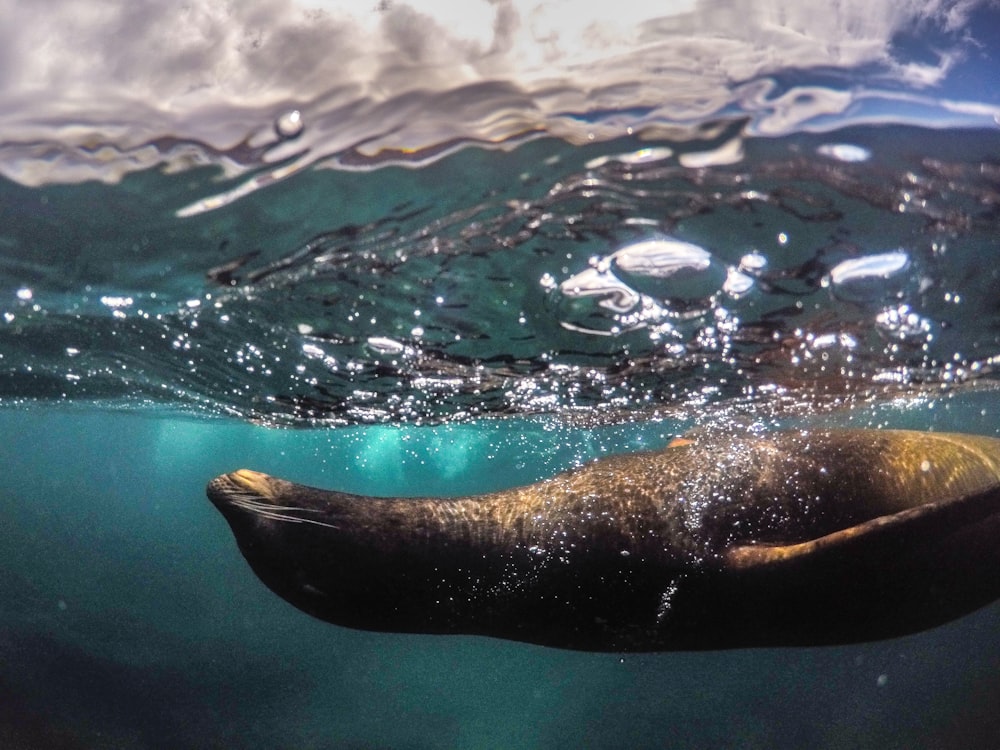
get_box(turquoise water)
[4,1,1000,747]
[2,399,999,749]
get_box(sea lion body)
[207,429,1000,651]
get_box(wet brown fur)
[207,429,1000,651]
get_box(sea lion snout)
[206,469,278,507]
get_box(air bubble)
[367,336,406,355]
[816,143,871,163]
[609,238,726,304]
[826,251,910,303]
[275,109,304,139]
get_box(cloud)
[0,0,993,186]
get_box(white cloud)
[0,0,992,186]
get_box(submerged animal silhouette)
[207,429,1000,651]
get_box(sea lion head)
[206,470,349,602]
[206,469,433,632]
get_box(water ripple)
[2,125,999,424]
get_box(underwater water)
[3,404,1000,749]
[2,0,1000,747]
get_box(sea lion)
[206,429,1000,651]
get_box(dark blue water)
[4,1,1000,747]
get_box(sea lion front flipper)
[708,481,1000,647]
[724,509,922,570]
[724,482,1000,572]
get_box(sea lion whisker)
[218,490,315,515]
[229,499,342,530]
[234,505,340,528]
